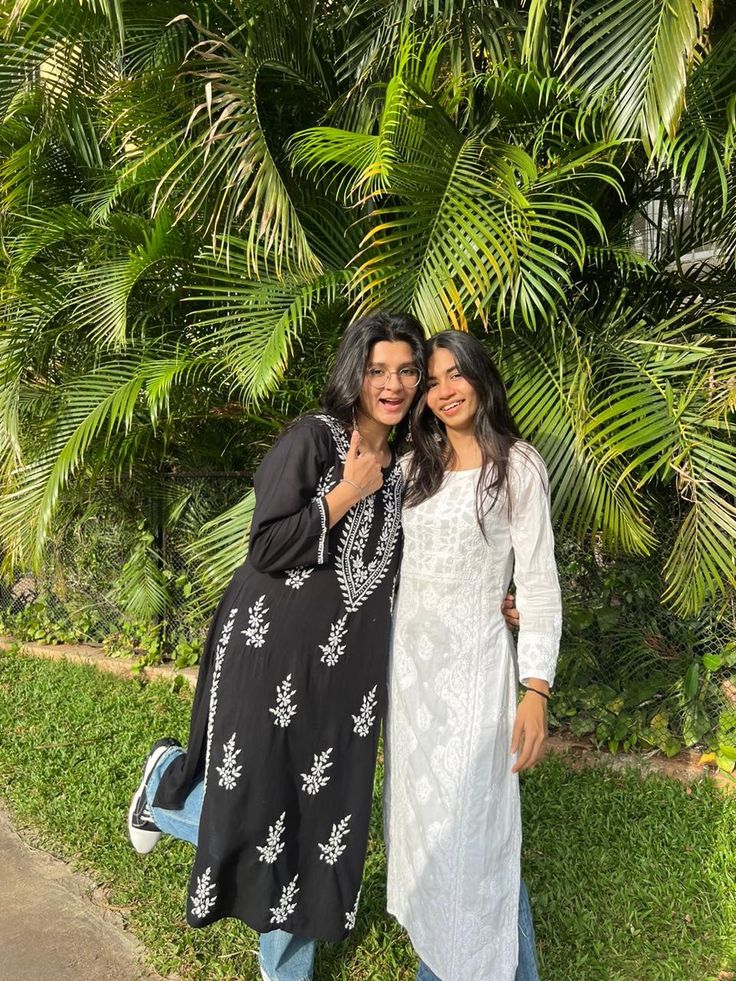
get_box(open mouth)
[379,398,404,410]
[441,399,464,413]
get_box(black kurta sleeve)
[248,417,334,573]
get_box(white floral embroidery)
[190,866,217,919]
[336,464,403,612]
[414,774,431,803]
[314,465,337,497]
[301,747,333,795]
[319,614,348,666]
[318,814,352,866]
[269,674,298,728]
[204,607,238,783]
[308,422,344,563]
[314,415,349,463]
[345,887,361,930]
[241,594,270,648]
[256,811,286,864]
[316,496,329,563]
[389,571,399,614]
[285,566,313,590]
[269,874,300,924]
[313,413,404,609]
[517,627,561,687]
[216,732,243,790]
[352,685,378,737]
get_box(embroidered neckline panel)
[314,414,403,613]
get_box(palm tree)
[1,0,735,631]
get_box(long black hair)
[404,330,522,529]
[320,311,426,445]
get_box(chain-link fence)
[0,473,246,663]
[1,493,734,767]
[0,533,145,644]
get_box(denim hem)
[258,955,312,981]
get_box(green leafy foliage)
[1,3,736,745]
[551,535,736,773]
[560,0,714,149]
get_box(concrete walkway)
[0,807,151,981]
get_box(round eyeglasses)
[365,366,422,390]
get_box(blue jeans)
[416,879,540,981]
[145,746,316,981]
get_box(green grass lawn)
[0,647,734,981]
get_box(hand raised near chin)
[343,430,383,498]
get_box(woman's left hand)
[510,691,548,773]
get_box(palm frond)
[354,134,519,330]
[521,0,552,72]
[0,362,147,564]
[64,211,189,349]
[337,0,521,89]
[186,490,255,608]
[576,313,736,613]
[291,33,445,204]
[152,4,326,275]
[113,528,168,621]
[189,241,349,403]
[0,345,212,566]
[502,330,654,554]
[4,205,90,272]
[656,27,736,209]
[291,68,413,202]
[585,244,657,279]
[2,0,124,46]
[121,4,200,74]
[560,0,713,149]
[664,448,736,615]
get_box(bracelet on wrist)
[520,684,550,702]
[340,478,365,499]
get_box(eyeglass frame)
[364,366,423,390]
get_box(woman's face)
[426,346,479,433]
[357,340,420,428]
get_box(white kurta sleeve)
[508,443,562,686]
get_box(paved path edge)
[0,806,153,981]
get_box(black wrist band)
[520,684,550,701]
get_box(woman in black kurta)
[128,312,425,969]
[159,413,403,938]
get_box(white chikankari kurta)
[385,444,561,981]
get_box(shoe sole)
[127,742,176,854]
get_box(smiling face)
[426,345,479,434]
[357,340,420,429]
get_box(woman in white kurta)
[385,331,561,981]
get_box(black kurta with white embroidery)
[153,414,402,941]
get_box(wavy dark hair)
[404,331,522,529]
[320,311,426,445]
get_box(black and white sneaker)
[127,738,180,854]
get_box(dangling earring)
[351,407,358,433]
